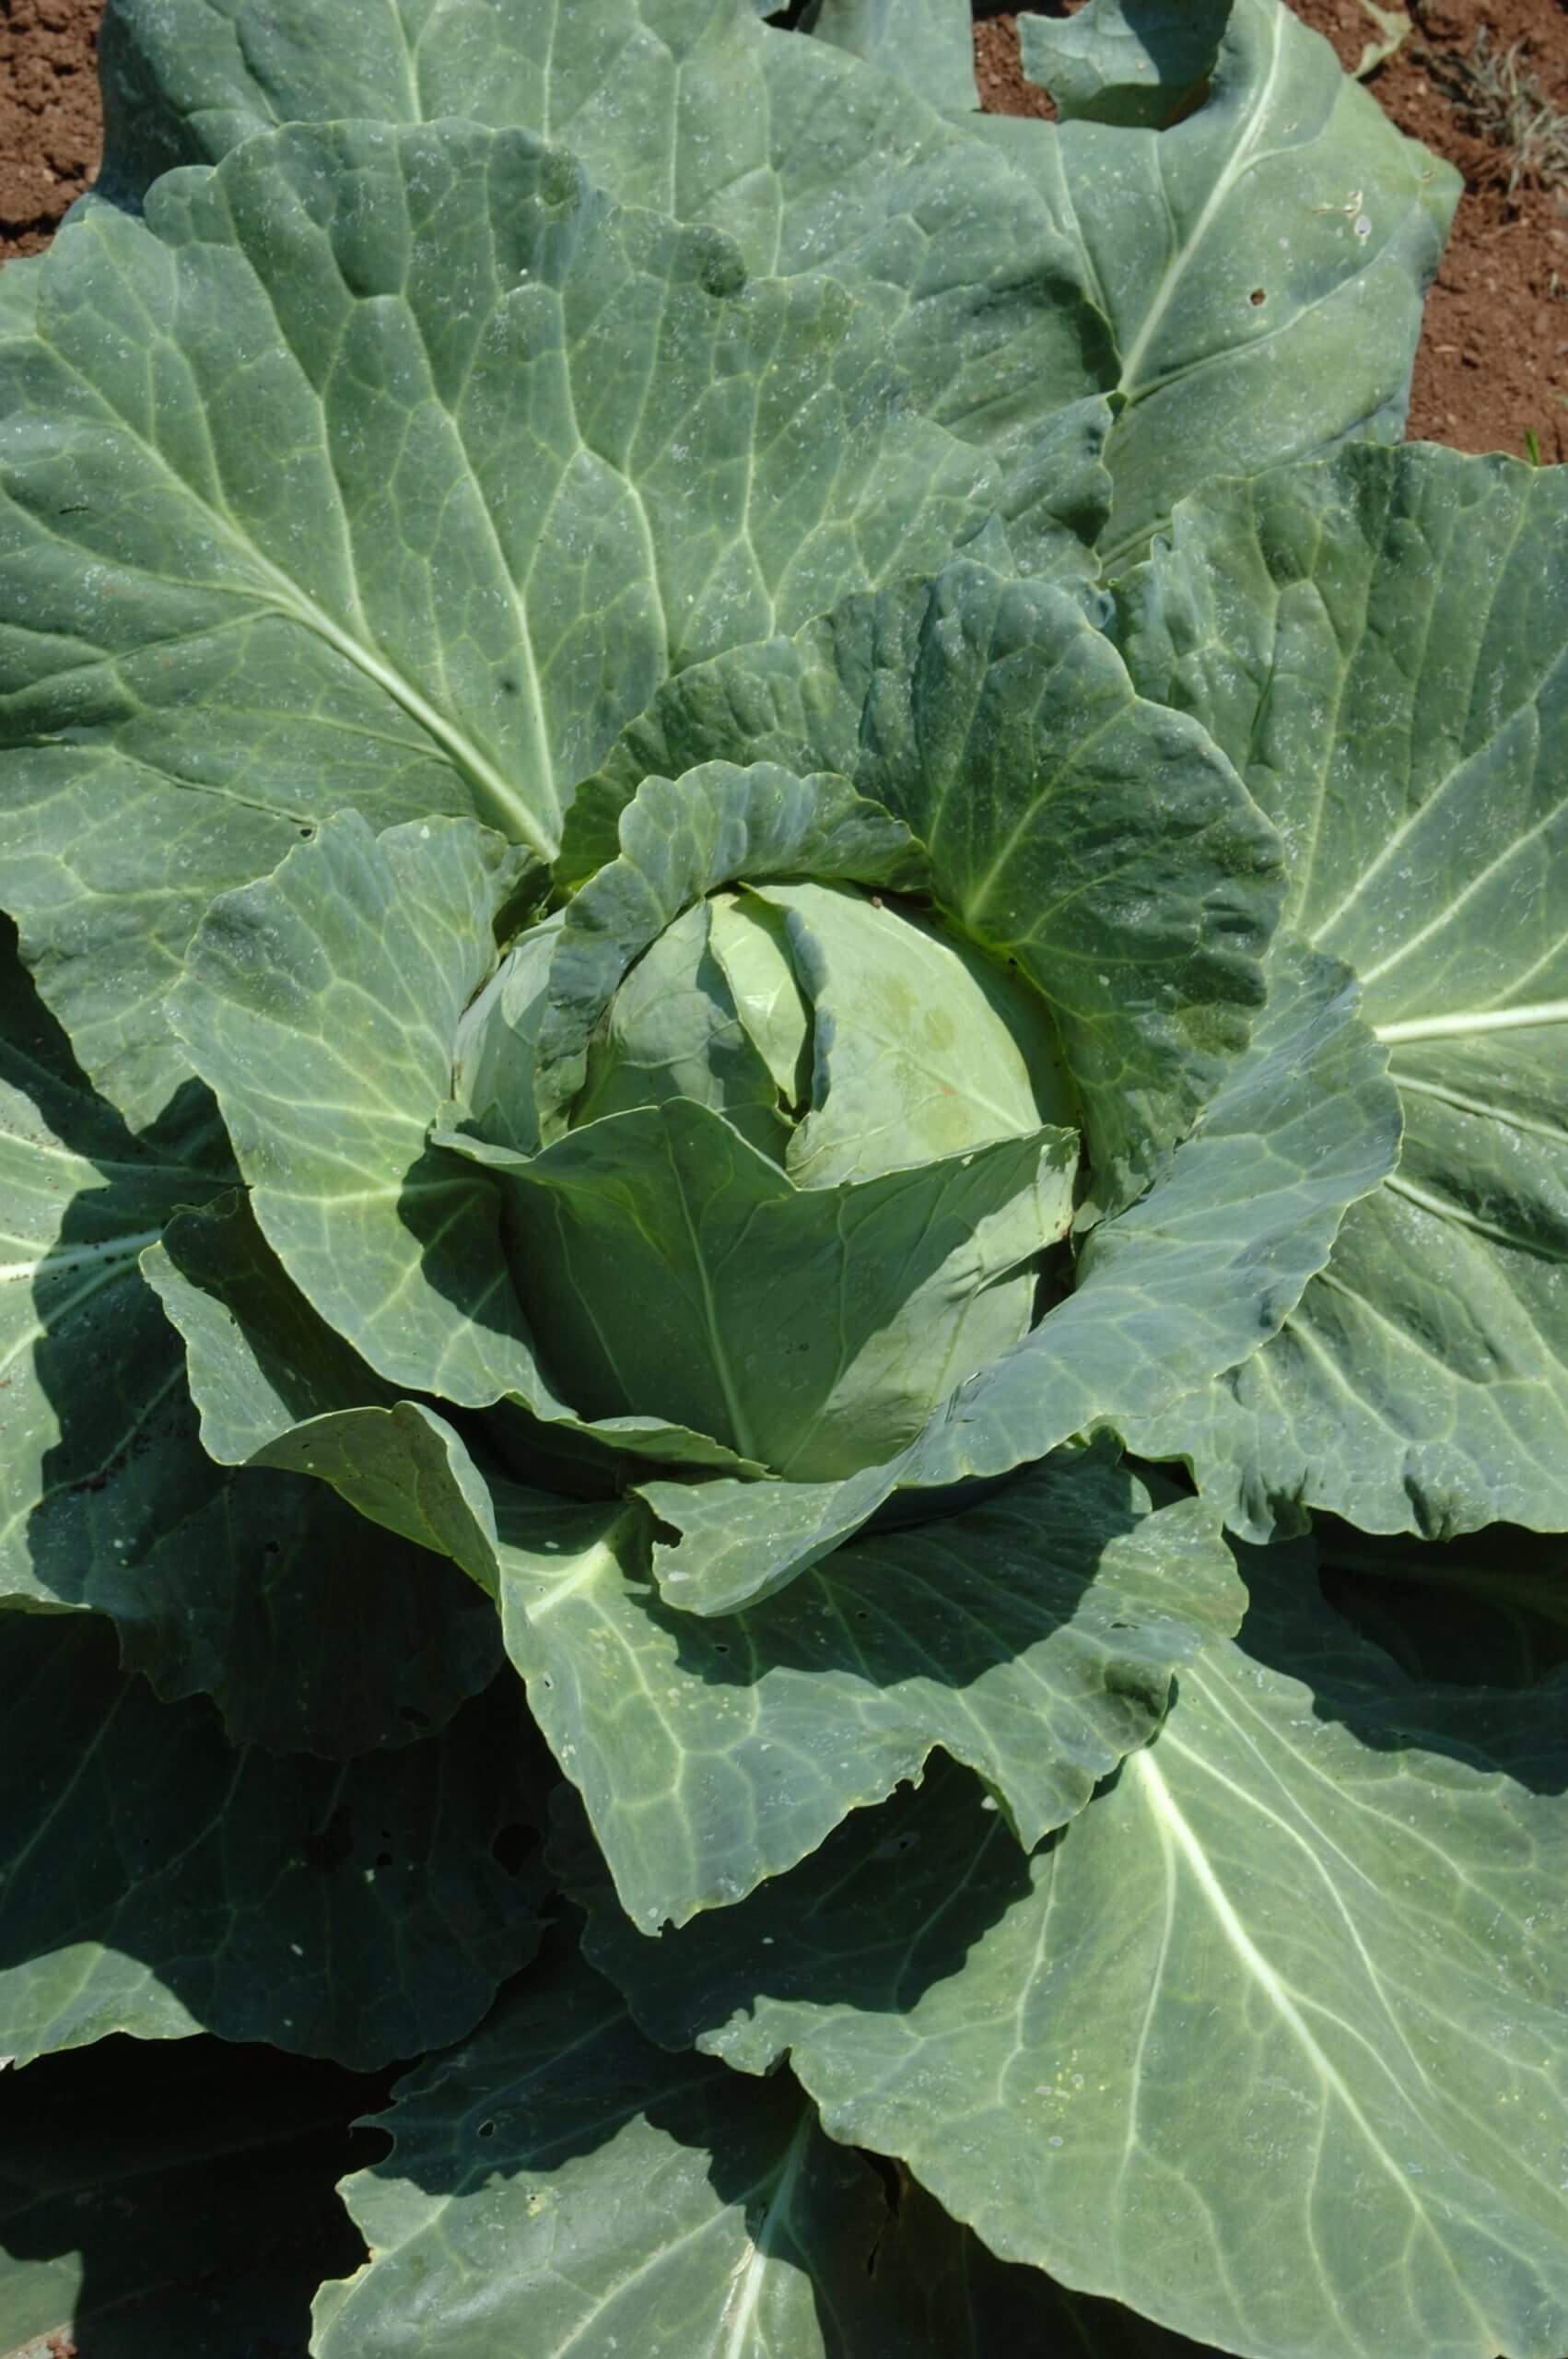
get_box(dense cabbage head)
[455,861,1080,1482]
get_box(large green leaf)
[311,1943,1208,2357]
[1019,0,1227,127]
[131,1199,1246,1932]
[0,1617,550,2069]
[0,2036,375,2359]
[577,1576,1568,2359]
[981,0,1458,562]
[97,0,1115,558]
[568,557,1286,1212]
[496,1452,1238,1929]
[312,1950,917,2358]
[798,0,978,111]
[0,922,495,1756]
[0,117,995,1130]
[1117,441,1568,1536]
[123,1471,504,1757]
[171,815,539,1406]
[0,918,229,1611]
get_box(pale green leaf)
[497,1451,1239,1929]
[708,890,811,1106]
[1019,0,1227,127]
[798,0,978,111]
[755,879,1079,1187]
[579,1578,1568,2359]
[98,0,1116,561]
[1117,441,1568,1535]
[312,1948,1012,2359]
[0,919,230,1613]
[0,1618,551,2069]
[980,0,1458,563]
[171,814,537,1408]
[0,117,994,1126]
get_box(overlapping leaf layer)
[0,4,1561,2355]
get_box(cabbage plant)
[1,3,1564,2357]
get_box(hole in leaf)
[477,2118,497,2139]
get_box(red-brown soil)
[5,0,1568,457]
[0,0,100,257]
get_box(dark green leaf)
[0,1618,550,2070]
[577,1578,1568,2359]
[1117,442,1568,1536]
[0,2035,378,2359]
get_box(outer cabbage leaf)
[577,1574,1568,2359]
[1315,1522,1568,1690]
[798,0,978,111]
[96,0,1116,562]
[0,116,994,1129]
[0,919,229,1603]
[1019,0,1228,127]
[313,1951,926,2359]
[1117,441,1568,1536]
[137,1199,1244,1932]
[0,2038,372,2359]
[978,0,1458,562]
[0,1617,551,2069]
[311,1943,1211,2357]
[567,557,1286,1210]
[0,924,501,1756]
[123,1470,503,1756]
